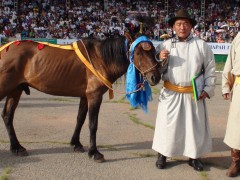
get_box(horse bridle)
[127,37,158,78]
[134,57,158,76]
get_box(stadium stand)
[0,0,239,43]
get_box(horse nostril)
[151,76,156,84]
[151,75,161,84]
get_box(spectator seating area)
[0,0,239,43]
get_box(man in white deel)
[222,32,240,177]
[152,9,216,171]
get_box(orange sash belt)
[163,81,193,93]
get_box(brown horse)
[0,34,161,162]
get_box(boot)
[226,149,240,177]
[156,153,167,169]
[189,158,204,171]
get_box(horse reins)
[78,38,157,95]
[134,62,158,77]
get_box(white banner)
[152,41,231,55]
[57,39,77,44]
[207,43,231,55]
[56,39,231,55]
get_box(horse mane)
[99,36,128,66]
[81,36,129,72]
[99,36,131,84]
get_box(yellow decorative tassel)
[109,89,114,99]
[139,22,143,34]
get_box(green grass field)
[216,62,225,71]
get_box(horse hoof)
[73,146,85,153]
[11,147,28,156]
[18,150,29,156]
[94,157,106,163]
[89,154,105,163]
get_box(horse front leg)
[70,97,88,152]
[88,95,105,163]
[1,89,28,156]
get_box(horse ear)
[124,32,133,44]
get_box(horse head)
[126,34,161,86]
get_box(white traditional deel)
[152,35,216,158]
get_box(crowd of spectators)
[0,0,240,43]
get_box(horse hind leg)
[1,87,28,156]
[70,97,88,152]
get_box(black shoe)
[188,158,204,171]
[156,153,167,169]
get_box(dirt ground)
[0,72,238,180]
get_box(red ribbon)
[14,41,21,46]
[37,44,45,50]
